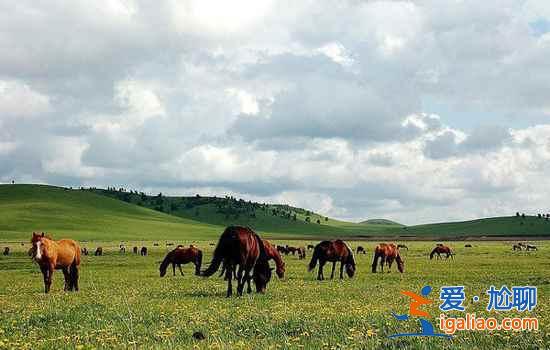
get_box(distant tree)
[325,217,329,221]
[316,219,321,224]
[516,212,520,217]
[521,213,526,219]
[305,216,311,223]
[195,209,200,217]
[293,214,297,221]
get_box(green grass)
[0,241,548,349]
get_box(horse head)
[30,232,47,260]
[396,255,405,273]
[253,259,273,293]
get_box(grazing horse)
[133,246,138,254]
[430,245,454,260]
[3,247,9,256]
[30,232,80,293]
[262,240,286,278]
[526,244,538,251]
[81,247,88,256]
[201,226,272,297]
[141,247,148,256]
[371,243,404,273]
[356,246,366,254]
[160,246,203,277]
[119,246,126,253]
[307,244,314,250]
[308,240,356,280]
[277,245,289,255]
[512,244,522,251]
[94,247,103,256]
[397,244,409,250]
[297,247,306,260]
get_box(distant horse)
[94,247,103,256]
[430,245,454,260]
[3,247,9,256]
[526,245,538,251]
[160,246,203,277]
[512,244,522,251]
[133,246,138,254]
[141,247,148,256]
[119,246,126,253]
[287,246,298,255]
[262,239,286,278]
[397,244,408,250]
[308,240,356,280]
[153,243,159,247]
[307,244,314,250]
[277,245,289,255]
[297,247,306,260]
[372,243,404,273]
[30,232,80,293]
[81,247,89,256]
[356,246,366,254]
[201,226,272,297]
[464,244,472,248]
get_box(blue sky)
[1,1,550,224]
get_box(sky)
[1,1,550,225]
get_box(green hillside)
[89,188,395,237]
[398,216,550,238]
[0,184,221,241]
[0,184,394,241]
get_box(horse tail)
[202,227,234,277]
[195,250,202,276]
[74,242,81,266]
[159,251,172,277]
[71,243,80,290]
[371,246,381,273]
[308,244,321,272]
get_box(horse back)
[56,239,81,267]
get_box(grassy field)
[0,240,548,349]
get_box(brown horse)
[202,226,272,297]
[2,247,9,256]
[133,246,138,254]
[297,247,306,260]
[30,232,81,293]
[430,245,454,259]
[372,243,404,273]
[81,247,89,256]
[159,246,203,277]
[94,247,102,256]
[308,240,356,280]
[140,247,147,256]
[262,239,285,278]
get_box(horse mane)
[343,241,356,267]
[159,250,174,275]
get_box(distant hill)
[398,216,550,238]
[0,184,221,241]
[360,219,403,226]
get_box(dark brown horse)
[430,245,454,259]
[356,246,366,254]
[160,246,203,277]
[133,246,138,254]
[262,239,285,278]
[94,247,102,256]
[372,243,404,273]
[140,247,147,256]
[30,232,81,293]
[297,247,306,260]
[81,247,88,256]
[201,226,272,297]
[3,247,9,256]
[308,240,356,280]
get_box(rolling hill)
[360,219,403,226]
[0,184,396,241]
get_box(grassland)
[0,241,548,349]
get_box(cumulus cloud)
[1,1,550,224]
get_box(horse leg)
[380,256,385,273]
[178,264,184,276]
[71,263,79,291]
[339,260,344,279]
[330,261,336,279]
[172,263,176,276]
[62,267,71,291]
[372,254,379,273]
[225,264,233,297]
[387,257,394,273]
[318,260,325,280]
[236,265,245,296]
[43,265,54,293]
[243,266,253,294]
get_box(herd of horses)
[7,228,537,296]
